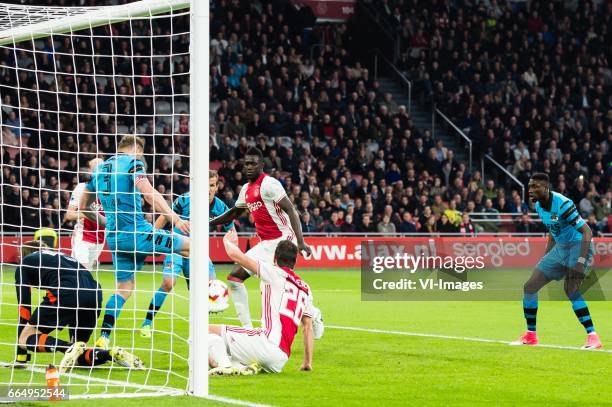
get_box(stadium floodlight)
[0,0,209,399]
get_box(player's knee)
[18,325,36,349]
[116,282,134,300]
[161,278,176,292]
[523,280,539,294]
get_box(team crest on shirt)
[253,187,260,198]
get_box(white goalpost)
[0,0,209,399]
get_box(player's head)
[528,173,550,203]
[274,240,298,269]
[209,170,219,203]
[118,135,145,159]
[20,240,49,260]
[243,147,264,182]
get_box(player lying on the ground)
[208,230,314,375]
[65,158,106,270]
[14,241,144,373]
[511,173,601,349]
[140,170,235,337]
[81,135,190,349]
[210,147,323,339]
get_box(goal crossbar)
[0,0,189,45]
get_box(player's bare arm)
[575,223,592,274]
[136,178,189,235]
[154,214,169,230]
[565,223,592,296]
[64,203,80,222]
[79,187,107,228]
[277,196,312,257]
[300,315,314,371]
[210,206,246,227]
[223,230,257,274]
[543,233,556,255]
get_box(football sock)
[523,292,538,332]
[77,348,113,366]
[227,279,253,329]
[570,294,595,334]
[101,294,126,336]
[25,334,71,353]
[208,334,231,368]
[143,287,169,326]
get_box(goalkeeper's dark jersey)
[15,250,96,318]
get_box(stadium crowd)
[376,0,611,231]
[0,0,610,237]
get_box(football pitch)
[1,264,612,406]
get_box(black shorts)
[29,281,103,342]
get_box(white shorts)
[221,325,288,373]
[71,231,104,270]
[246,235,297,275]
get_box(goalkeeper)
[15,241,144,373]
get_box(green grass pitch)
[1,264,612,406]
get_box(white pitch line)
[324,324,612,353]
[207,394,274,407]
[217,316,611,354]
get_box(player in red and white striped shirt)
[210,147,322,333]
[64,158,106,270]
[208,229,314,375]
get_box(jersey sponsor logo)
[247,201,263,212]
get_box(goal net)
[0,0,203,399]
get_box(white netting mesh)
[0,0,192,398]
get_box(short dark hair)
[530,173,550,183]
[274,240,298,268]
[21,240,49,259]
[245,147,264,161]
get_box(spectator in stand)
[358,214,377,234]
[341,214,357,233]
[516,214,536,234]
[377,215,396,235]
[459,214,476,236]
[301,212,317,234]
[323,212,342,234]
[480,198,500,233]
[437,214,457,234]
[398,212,417,234]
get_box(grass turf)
[1,264,611,406]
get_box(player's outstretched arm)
[136,178,189,235]
[154,215,169,230]
[223,230,257,274]
[277,196,312,257]
[300,315,314,371]
[64,203,80,222]
[210,206,245,227]
[79,187,107,227]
